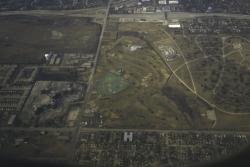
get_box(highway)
[0,7,106,18]
[110,12,165,20]
[167,12,250,20]
[1,127,250,135]
[78,128,250,134]
[2,10,250,21]
[0,127,74,132]
[109,11,250,21]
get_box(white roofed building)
[168,22,181,28]
[158,0,167,5]
[169,0,179,4]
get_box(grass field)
[0,15,101,64]
[0,131,72,159]
[87,19,250,130]
[87,22,219,129]
[215,110,250,130]
[96,72,129,97]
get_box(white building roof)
[169,0,179,4]
[159,0,167,5]
[168,23,181,28]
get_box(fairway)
[96,72,129,97]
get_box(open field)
[86,22,221,129]
[215,109,250,130]
[0,130,73,159]
[0,15,101,64]
[92,34,183,129]
[86,15,250,130]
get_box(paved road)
[0,127,74,132]
[0,8,106,18]
[78,128,250,134]
[110,12,165,20]
[110,11,250,22]
[2,10,250,20]
[1,127,250,135]
[85,0,112,99]
[70,0,113,160]
[167,12,250,20]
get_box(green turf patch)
[96,73,129,97]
